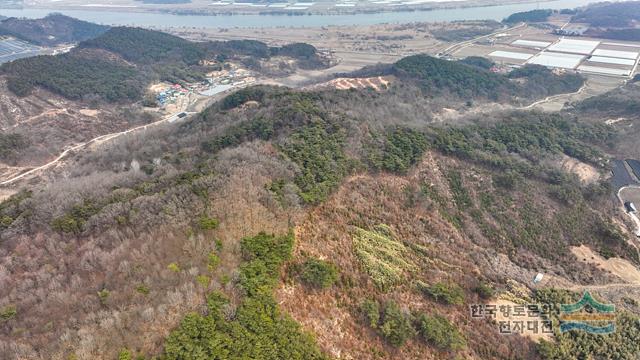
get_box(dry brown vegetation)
[0,79,154,168]
[0,59,637,359]
[278,149,628,359]
[0,140,298,359]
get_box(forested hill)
[571,1,640,28]
[0,14,108,46]
[2,79,639,358]
[1,27,212,102]
[0,26,326,103]
[393,54,515,101]
[503,9,553,24]
[1,53,147,101]
[79,27,205,65]
[79,27,326,67]
[354,54,583,103]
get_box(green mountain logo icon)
[559,292,615,334]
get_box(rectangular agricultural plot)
[547,39,600,55]
[592,48,639,60]
[0,38,42,64]
[488,50,534,60]
[588,56,636,66]
[577,65,631,76]
[512,39,552,48]
[527,52,584,69]
[603,42,640,49]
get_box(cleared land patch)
[571,245,640,284]
[309,76,391,91]
[558,155,601,184]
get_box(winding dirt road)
[520,80,589,110]
[0,110,197,186]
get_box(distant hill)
[337,54,583,104]
[571,1,640,28]
[1,27,207,102]
[204,39,326,69]
[79,26,205,65]
[354,55,584,103]
[503,9,553,24]
[393,54,515,101]
[586,28,640,42]
[1,26,327,103]
[0,14,109,46]
[1,52,146,101]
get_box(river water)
[0,0,600,28]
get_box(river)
[0,0,601,28]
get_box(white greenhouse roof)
[588,56,636,66]
[512,39,552,48]
[592,48,639,60]
[488,51,534,60]
[527,51,584,69]
[577,65,631,76]
[603,42,640,48]
[547,39,600,55]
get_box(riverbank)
[11,0,569,17]
[0,0,601,28]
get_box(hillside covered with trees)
[571,1,640,28]
[0,14,108,46]
[0,27,327,103]
[0,71,638,358]
[1,52,146,101]
[80,27,205,65]
[1,12,640,360]
[503,9,553,24]
[354,55,584,103]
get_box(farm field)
[452,25,640,79]
[0,37,42,64]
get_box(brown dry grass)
[571,245,640,285]
[0,142,297,359]
[558,155,601,184]
[277,152,539,359]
